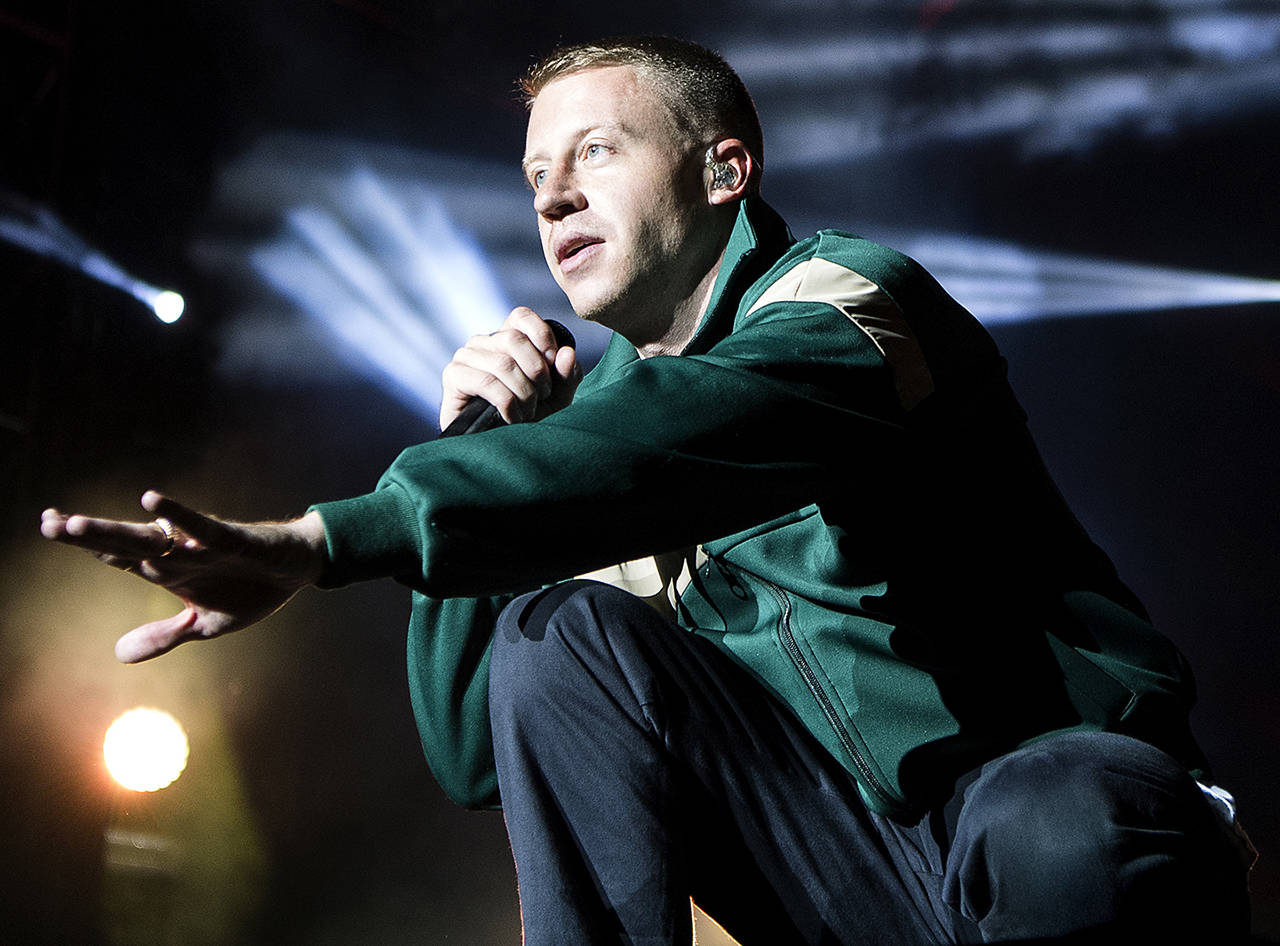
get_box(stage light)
[103,707,190,792]
[0,197,186,324]
[141,287,186,324]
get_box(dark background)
[2,1,1277,942]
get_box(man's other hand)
[40,491,327,663]
[439,306,581,431]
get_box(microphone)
[440,320,576,438]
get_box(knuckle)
[441,362,463,385]
[477,374,511,397]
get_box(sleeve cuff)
[308,486,423,589]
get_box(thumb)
[553,344,580,384]
[115,608,200,664]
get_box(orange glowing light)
[103,707,189,792]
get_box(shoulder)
[739,230,933,320]
[729,229,984,412]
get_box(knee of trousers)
[944,731,1239,935]
[488,579,666,726]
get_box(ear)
[704,138,756,205]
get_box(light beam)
[0,194,185,323]
[899,234,1280,322]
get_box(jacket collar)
[683,196,794,356]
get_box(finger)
[44,504,179,561]
[98,553,190,587]
[95,551,144,575]
[138,492,222,552]
[504,306,561,360]
[442,357,539,424]
[40,507,68,539]
[552,344,580,386]
[49,511,174,559]
[462,330,555,398]
[533,345,582,420]
[115,607,201,663]
[452,344,549,399]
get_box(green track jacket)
[314,198,1207,821]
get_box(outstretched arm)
[40,490,327,663]
[42,308,579,663]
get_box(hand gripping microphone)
[440,320,576,438]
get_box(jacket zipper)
[758,574,897,810]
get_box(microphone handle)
[440,320,576,438]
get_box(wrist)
[307,489,421,589]
[290,510,329,584]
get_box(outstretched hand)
[40,491,328,663]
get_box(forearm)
[316,310,908,599]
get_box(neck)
[633,242,727,359]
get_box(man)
[43,37,1251,944]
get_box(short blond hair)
[519,36,764,174]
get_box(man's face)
[522,66,718,333]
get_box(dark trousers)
[488,580,1249,944]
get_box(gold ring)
[153,517,177,557]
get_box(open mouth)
[556,235,602,265]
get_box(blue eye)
[583,143,608,161]
[532,169,547,189]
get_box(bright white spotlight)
[0,207,189,326]
[103,707,190,792]
[131,283,185,324]
[149,289,186,324]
